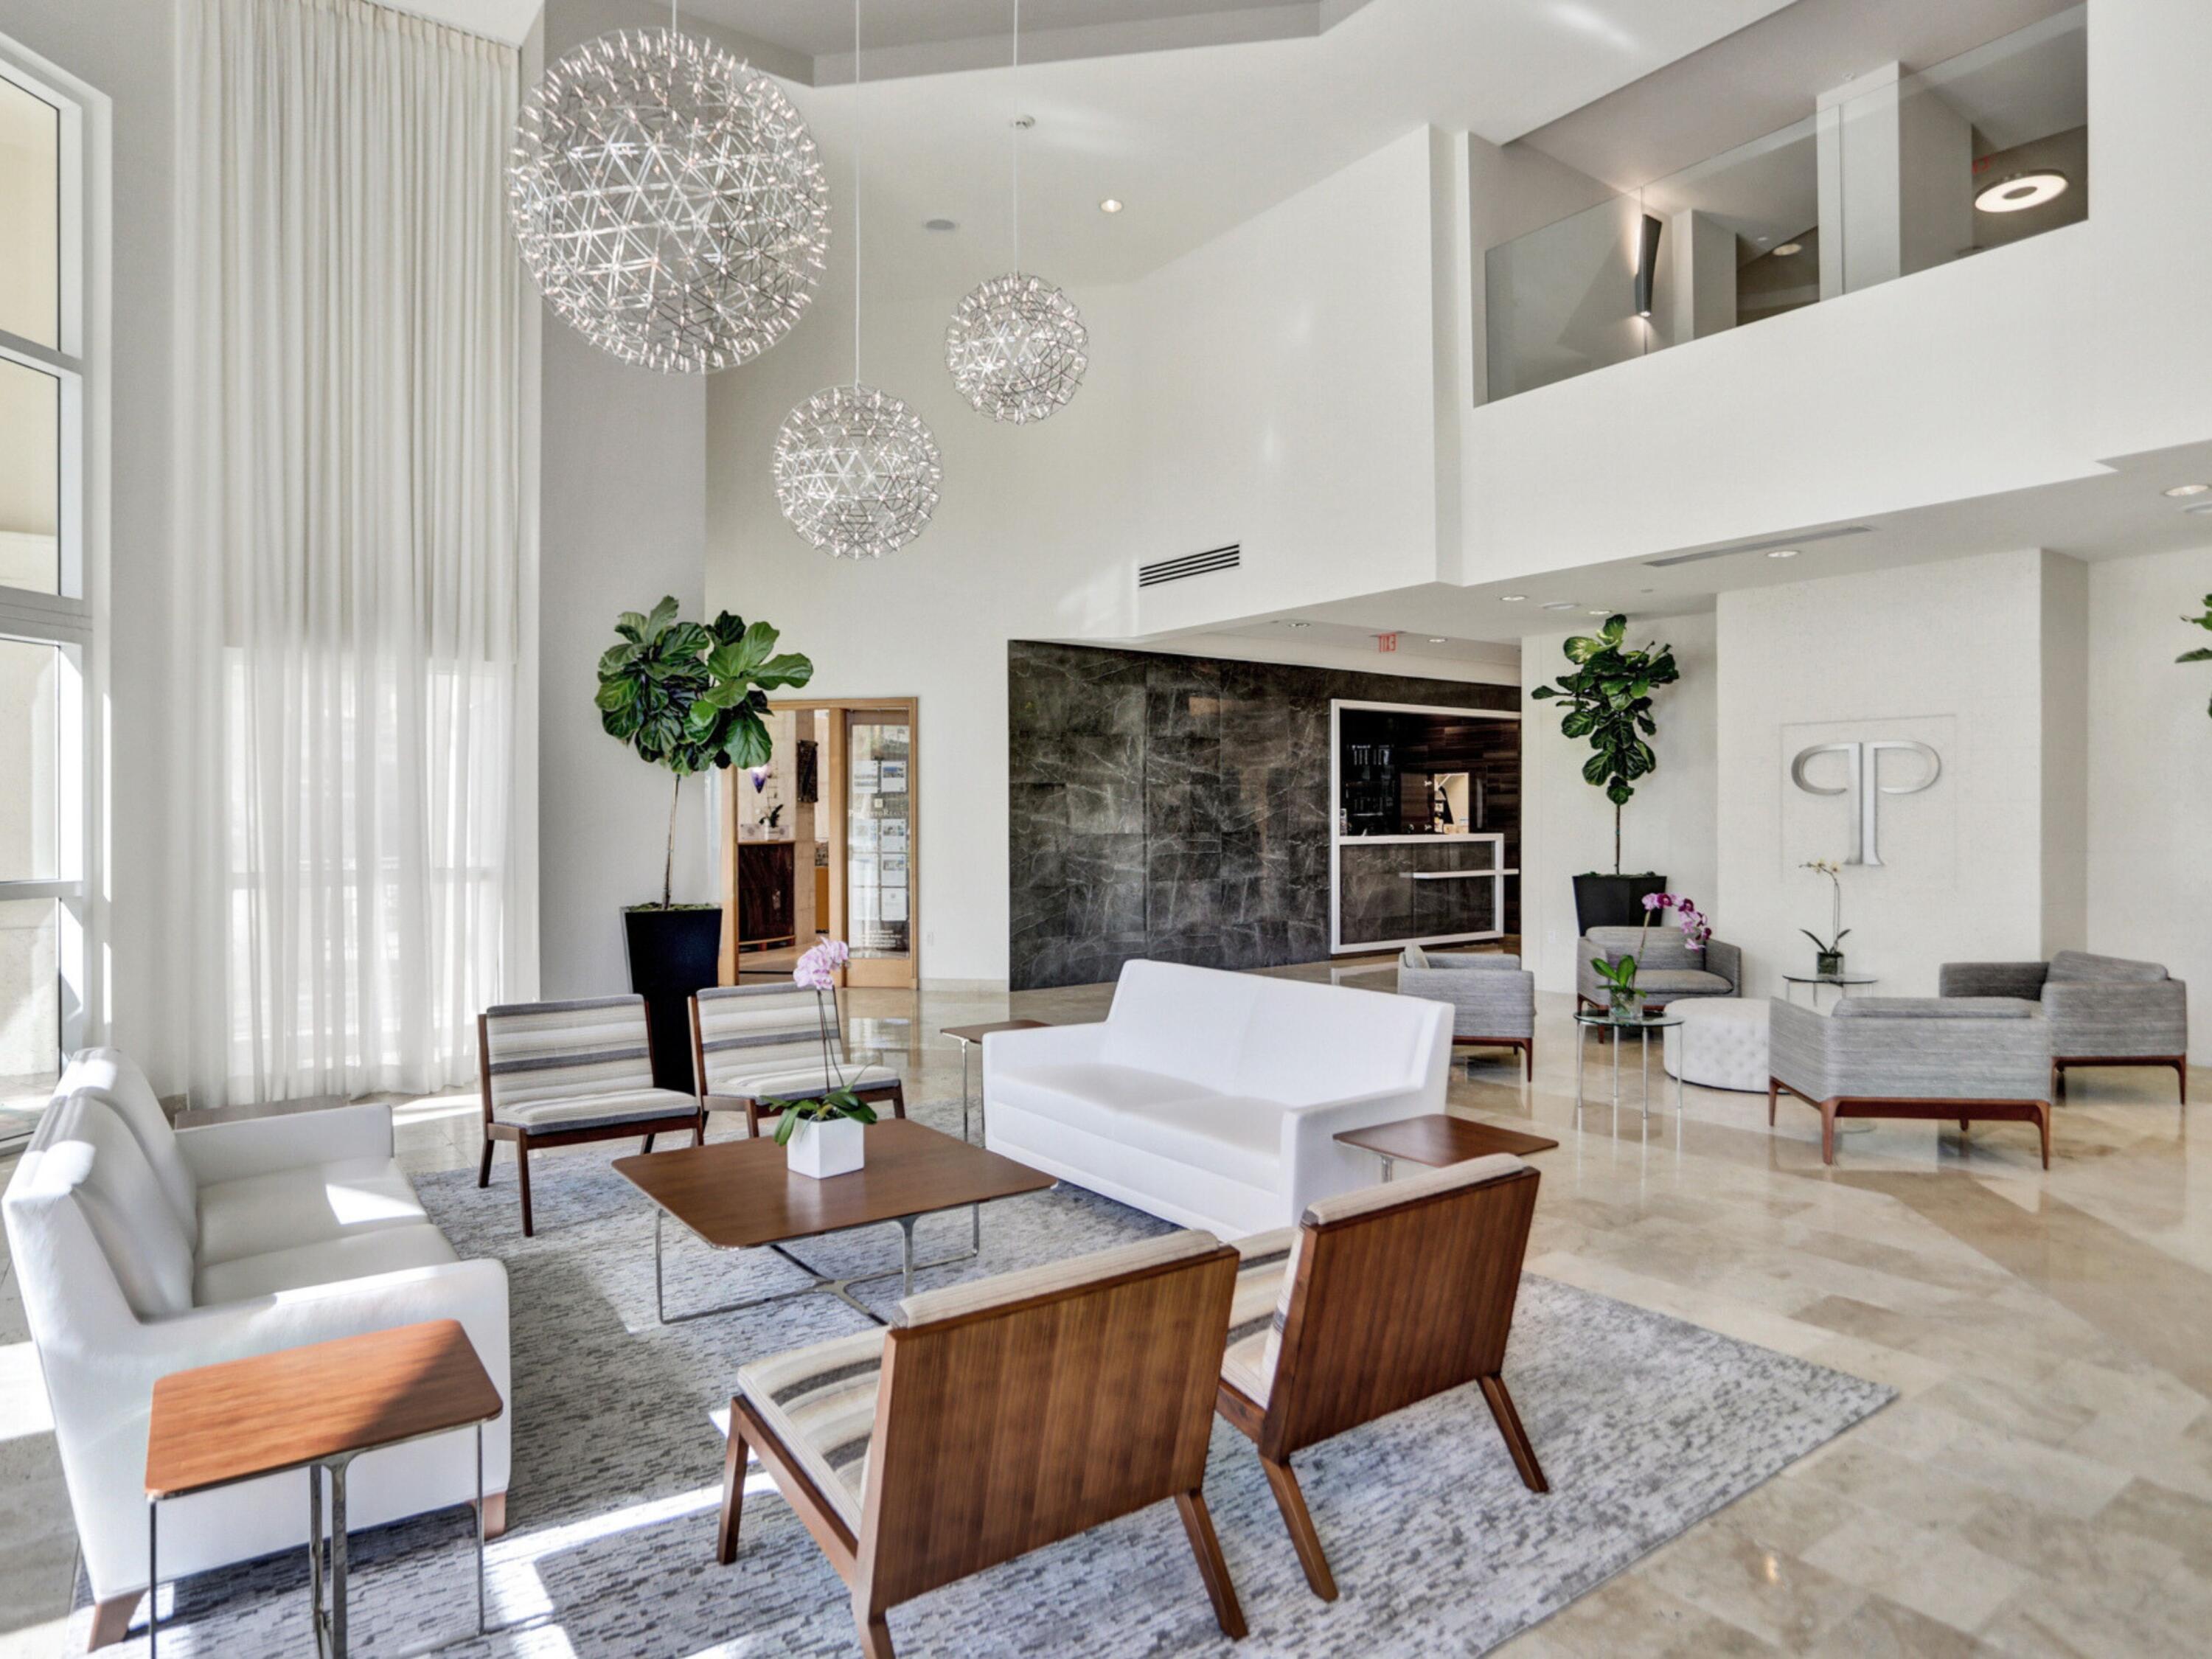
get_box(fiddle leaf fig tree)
[2183,593,2212,719]
[1528,613,1680,874]
[596,597,815,908]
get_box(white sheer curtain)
[175,0,534,1105]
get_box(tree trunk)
[1613,803,1622,875]
[663,771,682,909]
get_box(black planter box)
[622,906,723,1095]
[1572,873,1671,936]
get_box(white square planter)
[786,1116,866,1180]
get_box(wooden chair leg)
[2037,1102,2051,1170]
[886,1080,907,1119]
[1767,1078,1779,1127]
[86,1595,138,1650]
[693,1110,706,1147]
[1174,1489,1248,1638]
[640,1133,655,1154]
[477,1135,494,1189]
[1820,1102,1837,1165]
[2053,1062,2067,1101]
[1524,1039,1535,1081]
[716,1401,748,1565]
[516,1137,535,1237]
[1478,1374,1549,1493]
[742,1097,762,1138]
[1260,1455,1338,1602]
[474,1491,508,1539]
[852,1596,897,1659]
[2177,1060,2188,1107]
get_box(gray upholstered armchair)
[1938,951,2187,1102]
[1397,947,1535,1077]
[1768,997,2053,1166]
[1575,926,1741,1012]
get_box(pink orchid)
[793,937,850,992]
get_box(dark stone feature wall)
[1009,641,1520,991]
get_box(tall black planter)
[623,907,723,1095]
[1572,873,1670,936]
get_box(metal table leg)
[1380,1153,1397,1183]
[330,1459,349,1658]
[1611,1026,1622,1112]
[1574,1025,1587,1113]
[959,1040,972,1142]
[146,1501,157,1657]
[1641,1026,1652,1122]
[897,1215,918,1297]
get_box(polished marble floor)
[1,964,2205,1656]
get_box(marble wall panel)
[1008,641,1519,990]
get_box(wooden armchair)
[719,1231,1248,1657]
[690,983,906,1136]
[1214,1153,1545,1600]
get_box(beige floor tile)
[1801,1593,1994,1658]
[1801,1512,2029,1633]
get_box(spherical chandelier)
[774,385,942,560]
[945,7,1086,423]
[947,271,1088,423]
[507,22,830,375]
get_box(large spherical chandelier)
[947,271,1088,424]
[774,385,942,560]
[507,24,830,374]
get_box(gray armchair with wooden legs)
[718,1232,1248,1658]
[1214,1153,1547,1601]
[477,995,704,1237]
[690,983,906,1136]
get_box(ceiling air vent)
[1139,543,1241,588]
[1644,525,1872,567]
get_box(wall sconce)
[1634,213,1663,319]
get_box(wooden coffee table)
[1334,1114,1560,1181]
[941,1019,1051,1142]
[145,1319,501,1658]
[615,1119,1055,1325]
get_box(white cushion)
[707,1061,899,1102]
[998,1068,1282,1191]
[194,1221,458,1305]
[490,1086,699,1132]
[195,1156,428,1266]
[1099,963,1263,1095]
[1001,1062,1222,1119]
[1663,997,1771,1093]
[1228,978,1433,1107]
[737,1326,886,1532]
[60,1048,195,1234]
[38,1093,195,1318]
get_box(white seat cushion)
[195,1155,428,1266]
[194,1220,458,1305]
[1001,1066,1284,1191]
[1222,1229,1298,1405]
[706,1061,899,1102]
[1663,998,1770,1093]
[737,1326,886,1533]
[491,1087,700,1132]
[60,1048,197,1235]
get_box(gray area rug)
[80,1102,1892,1656]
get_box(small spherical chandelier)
[774,385,942,560]
[947,271,1088,424]
[507,24,830,374]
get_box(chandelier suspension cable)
[1012,0,1021,274]
[853,0,863,386]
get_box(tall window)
[0,51,90,1143]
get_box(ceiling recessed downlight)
[923,218,956,232]
[1975,170,2068,213]
[1098,198,1124,214]
[1499,594,1527,602]
[2187,503,2212,516]
[1426,636,1447,644]
[1773,242,1802,257]
[1587,609,1610,616]
[1767,548,1800,559]
[2163,483,2211,498]
[1282,619,1310,628]
[1540,601,1577,612]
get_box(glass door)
[841,707,915,988]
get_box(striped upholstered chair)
[1214,1153,1546,1601]
[689,984,905,1137]
[476,995,703,1236]
[718,1231,1248,1658]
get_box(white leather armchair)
[3,1051,510,1646]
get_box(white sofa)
[2,1050,511,1638]
[983,961,1453,1238]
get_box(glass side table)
[1781,973,1879,1008]
[1573,1007,1683,1121]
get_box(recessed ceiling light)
[2187,503,2212,516]
[1499,594,1527,602]
[923,218,956,232]
[1587,609,1611,616]
[1774,241,1802,257]
[1426,636,1447,644]
[2163,483,2211,498]
[1975,170,2068,213]
[1099,198,1124,215]
[1282,619,1310,628]
[1767,548,1800,559]
[1540,601,1576,611]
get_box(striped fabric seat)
[694,984,897,1102]
[893,1231,1222,1328]
[735,1327,886,1531]
[481,996,698,1129]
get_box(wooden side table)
[1333,1114,1559,1181]
[145,1320,503,1658]
[939,1019,1049,1144]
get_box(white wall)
[1716,550,2067,999]
[1520,612,1717,995]
[2087,544,2212,1062]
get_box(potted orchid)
[1588,891,1711,1019]
[776,938,878,1179]
[1798,858,1849,975]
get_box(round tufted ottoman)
[1662,998,1770,1093]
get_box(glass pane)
[0,897,59,1141]
[0,636,61,881]
[846,716,911,959]
[0,74,60,350]
[0,355,60,594]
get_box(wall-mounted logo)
[1789,740,1942,866]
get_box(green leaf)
[773,1110,799,1145]
[1528,685,1559,701]
[683,699,725,740]
[751,652,815,689]
[593,678,636,711]
[1606,779,1634,806]
[1563,635,1607,664]
[723,708,773,768]
[615,611,647,642]
[1601,614,1627,644]
[2179,647,2212,663]
[643,595,681,639]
